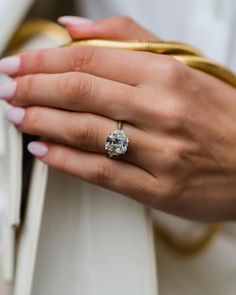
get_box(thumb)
[58,15,159,40]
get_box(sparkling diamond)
[105,129,129,157]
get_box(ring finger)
[6,106,150,167]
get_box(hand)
[1,16,236,221]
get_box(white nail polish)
[28,142,49,157]
[0,81,17,100]
[58,16,94,26]
[0,56,21,75]
[6,107,25,125]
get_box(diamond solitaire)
[105,129,129,158]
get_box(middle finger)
[2,72,141,124]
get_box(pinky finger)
[27,141,155,203]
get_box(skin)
[3,16,236,221]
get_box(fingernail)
[6,107,25,125]
[0,56,21,75]
[28,142,48,157]
[58,16,94,26]
[0,81,17,100]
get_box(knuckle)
[162,98,187,130]
[29,50,45,73]
[158,178,181,202]
[70,115,98,148]
[91,160,111,185]
[78,75,94,100]
[164,144,185,168]
[116,16,136,29]
[171,145,185,164]
[149,56,189,88]
[57,149,73,171]
[60,74,80,102]
[22,107,41,133]
[145,55,190,89]
[70,46,96,71]
[16,75,35,104]
[164,59,181,83]
[150,97,187,133]
[20,50,45,74]
[164,58,189,87]
[61,73,93,106]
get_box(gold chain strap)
[7,20,234,255]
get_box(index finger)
[0,45,154,85]
[58,16,159,40]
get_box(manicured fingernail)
[0,81,17,100]
[28,142,48,157]
[0,56,21,75]
[6,107,25,125]
[58,16,94,26]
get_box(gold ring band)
[117,121,123,130]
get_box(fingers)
[0,45,153,85]
[27,141,156,203]
[1,72,142,123]
[6,106,152,167]
[58,16,159,40]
